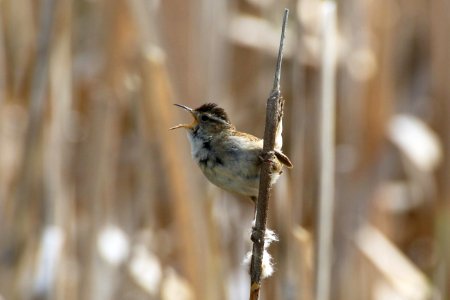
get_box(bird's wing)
[231,130,261,142]
[231,129,291,167]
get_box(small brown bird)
[170,103,292,201]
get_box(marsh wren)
[170,103,292,201]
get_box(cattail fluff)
[243,228,279,279]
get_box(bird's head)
[170,103,232,134]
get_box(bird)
[170,103,292,202]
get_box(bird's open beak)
[169,104,198,130]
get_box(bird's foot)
[258,151,276,165]
[259,151,281,174]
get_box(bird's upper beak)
[170,104,198,130]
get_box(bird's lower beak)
[169,104,198,130]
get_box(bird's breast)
[187,133,262,197]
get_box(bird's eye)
[201,115,209,122]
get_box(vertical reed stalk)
[315,2,337,300]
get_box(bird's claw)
[258,151,276,164]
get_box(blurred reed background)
[0,0,449,299]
